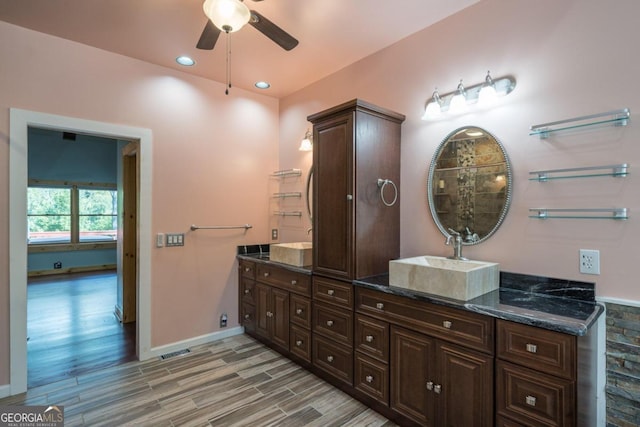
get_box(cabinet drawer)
[496,415,529,427]
[241,302,255,333]
[313,276,353,309]
[290,324,311,363]
[496,360,575,427]
[355,352,389,406]
[356,287,494,354]
[313,334,353,386]
[239,260,256,279]
[497,320,576,381]
[355,314,389,363]
[313,301,353,346]
[290,294,311,329]
[256,264,311,296]
[240,278,255,305]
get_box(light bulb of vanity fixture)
[448,80,468,114]
[299,129,313,151]
[422,88,443,120]
[478,70,498,106]
[203,0,251,32]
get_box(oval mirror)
[427,126,512,245]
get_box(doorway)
[9,109,153,395]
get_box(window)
[27,187,72,244]
[28,184,117,246]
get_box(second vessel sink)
[389,255,499,301]
[270,242,312,267]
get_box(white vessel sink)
[270,242,312,267]
[389,255,499,300]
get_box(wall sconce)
[422,71,516,120]
[299,129,313,151]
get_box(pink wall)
[280,0,640,300]
[0,22,279,385]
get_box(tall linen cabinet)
[308,99,405,281]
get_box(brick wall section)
[605,302,640,427]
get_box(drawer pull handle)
[365,375,374,383]
[375,302,384,310]
[365,335,374,343]
[327,355,334,363]
[327,289,335,296]
[526,343,538,354]
[326,320,334,327]
[347,194,353,201]
[426,381,434,391]
[291,279,297,285]
[296,308,303,315]
[263,272,270,277]
[244,289,250,294]
[244,267,251,272]
[266,311,273,318]
[244,314,250,320]
[443,320,452,329]
[295,340,303,347]
[525,395,537,407]
[433,384,442,394]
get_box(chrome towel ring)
[377,178,398,207]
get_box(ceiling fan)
[196,0,299,52]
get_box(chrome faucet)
[446,228,468,260]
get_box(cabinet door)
[313,112,353,280]
[390,326,436,426]
[271,287,290,351]
[437,341,494,427]
[254,282,271,340]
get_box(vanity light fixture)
[448,80,468,114]
[422,89,443,120]
[422,71,516,120]
[299,129,313,151]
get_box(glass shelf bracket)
[530,108,630,138]
[529,164,629,181]
[529,208,628,220]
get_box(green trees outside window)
[28,185,117,245]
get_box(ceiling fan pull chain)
[225,29,231,95]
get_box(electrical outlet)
[220,313,228,328]
[271,228,278,240]
[579,249,600,275]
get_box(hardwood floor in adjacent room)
[1,334,396,427]
[27,271,136,388]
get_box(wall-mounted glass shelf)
[530,108,630,138]
[274,211,302,217]
[529,164,629,181]
[272,192,302,199]
[529,208,628,220]
[271,169,302,178]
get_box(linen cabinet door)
[312,112,353,281]
[390,326,436,426]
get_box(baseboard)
[143,326,244,360]
[0,384,11,399]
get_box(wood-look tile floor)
[1,334,397,427]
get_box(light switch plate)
[156,233,164,248]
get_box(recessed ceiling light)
[255,81,271,89]
[176,56,195,66]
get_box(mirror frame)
[427,126,513,245]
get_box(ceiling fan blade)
[196,20,221,50]
[249,11,299,51]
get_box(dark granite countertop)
[237,253,312,275]
[354,273,604,336]
[237,248,603,336]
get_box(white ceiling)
[0,0,479,98]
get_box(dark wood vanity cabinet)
[357,287,494,426]
[308,99,405,281]
[239,259,312,362]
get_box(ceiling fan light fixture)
[203,0,251,32]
